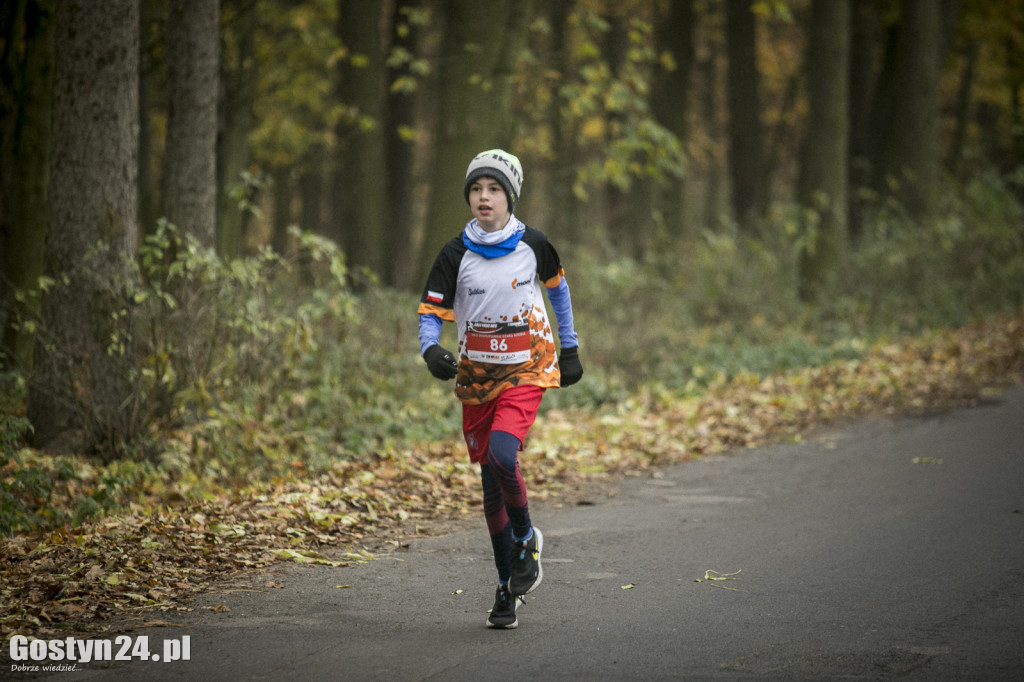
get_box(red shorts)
[461,385,545,464]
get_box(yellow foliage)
[580,116,606,140]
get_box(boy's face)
[468,176,511,232]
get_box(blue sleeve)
[546,277,578,349]
[418,313,444,357]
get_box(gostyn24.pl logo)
[9,635,190,671]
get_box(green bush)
[549,223,844,406]
[128,222,356,424]
[0,410,77,534]
[121,225,463,484]
[842,170,1024,333]
[547,168,1024,407]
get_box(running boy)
[417,149,583,629]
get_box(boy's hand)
[559,346,583,387]
[423,344,458,380]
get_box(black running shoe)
[487,584,520,629]
[508,527,543,597]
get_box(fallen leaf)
[272,549,339,566]
[695,569,742,582]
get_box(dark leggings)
[481,429,532,583]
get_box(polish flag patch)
[426,290,444,304]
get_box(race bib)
[465,321,531,364]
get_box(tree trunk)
[298,146,326,286]
[299,146,326,238]
[949,40,979,180]
[161,0,219,247]
[872,0,943,220]
[395,3,443,291]
[798,0,850,302]
[651,0,695,240]
[695,5,729,231]
[605,8,652,258]
[334,0,388,275]
[725,0,765,227]
[526,0,571,239]
[29,0,139,457]
[847,0,883,242]
[491,0,533,146]
[383,1,419,289]
[217,0,256,259]
[416,0,513,284]
[271,165,291,256]
[547,1,579,244]
[0,0,55,372]
[138,0,154,238]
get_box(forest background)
[1,0,1024,638]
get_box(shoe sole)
[486,618,518,629]
[510,528,544,597]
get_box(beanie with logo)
[464,149,524,210]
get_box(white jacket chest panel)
[453,244,543,329]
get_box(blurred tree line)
[1,0,1023,456]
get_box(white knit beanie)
[464,149,524,209]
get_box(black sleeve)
[418,236,467,315]
[520,226,563,284]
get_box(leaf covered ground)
[2,314,1022,645]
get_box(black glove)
[423,344,458,380]
[559,346,583,387]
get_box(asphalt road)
[23,387,1024,680]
